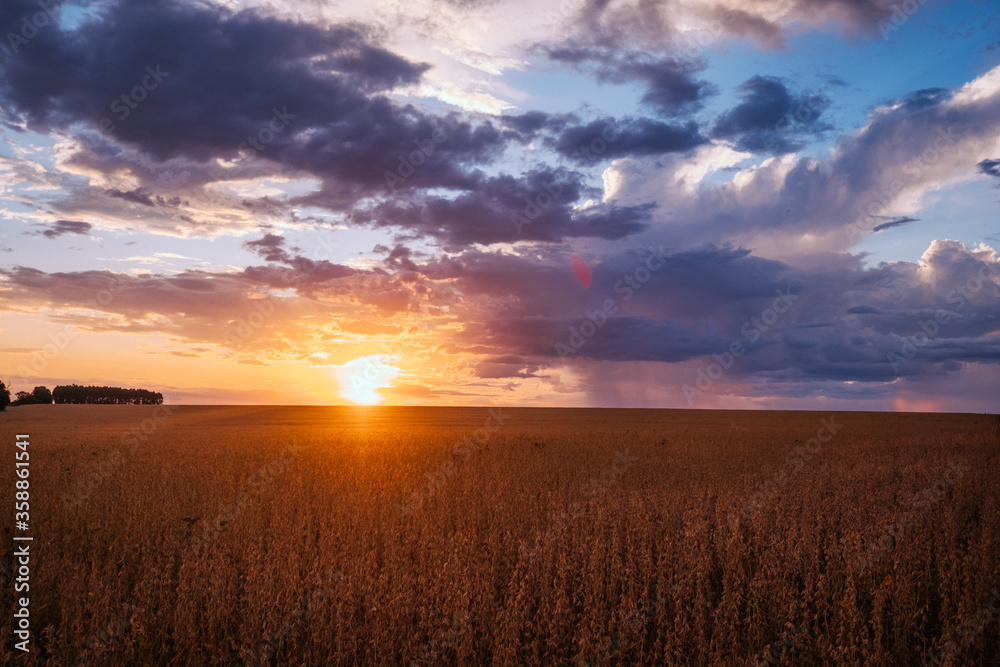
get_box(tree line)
[0,382,163,408]
[54,384,164,404]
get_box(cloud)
[0,261,363,350]
[541,43,713,115]
[979,158,1000,178]
[243,233,290,263]
[871,216,918,232]
[474,356,546,379]
[36,220,93,239]
[104,187,185,208]
[710,76,830,154]
[499,110,567,138]
[566,0,920,50]
[717,7,787,50]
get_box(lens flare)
[570,254,592,288]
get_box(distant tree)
[12,391,34,406]
[32,386,53,405]
[0,381,9,411]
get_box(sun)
[331,354,402,405]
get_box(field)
[1,406,998,666]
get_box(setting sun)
[331,354,402,405]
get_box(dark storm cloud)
[435,241,998,389]
[474,314,729,363]
[710,76,830,153]
[552,117,706,162]
[0,0,509,211]
[498,107,706,163]
[449,243,801,362]
[352,169,653,248]
[35,220,92,239]
[0,0,421,143]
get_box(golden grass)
[1,406,998,666]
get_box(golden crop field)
[2,405,998,666]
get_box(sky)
[0,0,998,410]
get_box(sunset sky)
[1,0,998,409]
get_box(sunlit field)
[2,406,998,666]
